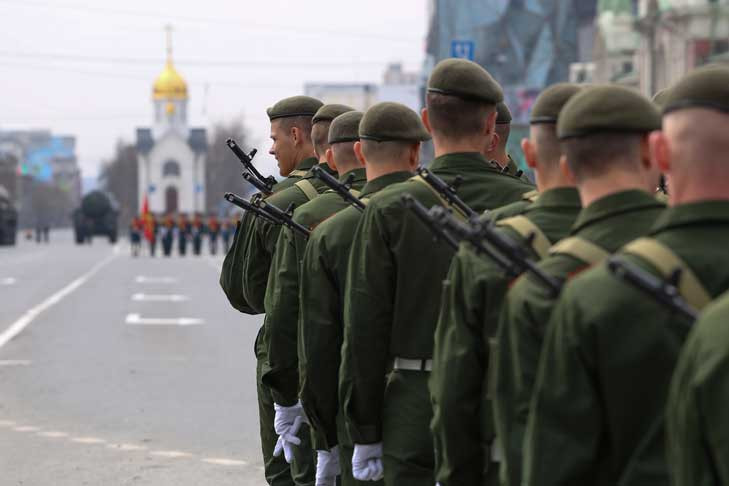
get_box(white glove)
[315,446,341,486]
[352,442,384,481]
[273,402,306,463]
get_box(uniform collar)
[296,156,318,172]
[650,200,729,234]
[429,152,498,173]
[305,162,337,179]
[339,167,367,184]
[571,189,664,234]
[529,187,581,209]
[360,171,413,197]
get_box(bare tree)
[98,140,138,227]
[205,119,255,214]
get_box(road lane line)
[0,277,16,286]
[71,437,107,444]
[202,458,248,467]
[0,250,119,349]
[13,426,40,432]
[38,431,68,438]
[0,420,17,427]
[107,443,148,452]
[0,360,31,366]
[131,293,189,302]
[135,276,178,284]
[125,313,204,326]
[149,450,193,458]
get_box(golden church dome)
[153,60,188,101]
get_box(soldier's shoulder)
[488,198,532,222]
[691,291,729,350]
[266,182,309,207]
[292,192,345,227]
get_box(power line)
[0,0,420,43]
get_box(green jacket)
[495,189,665,486]
[523,200,729,486]
[262,168,367,406]
[218,164,310,315]
[298,171,413,451]
[430,187,581,486]
[241,158,330,314]
[340,152,535,445]
[668,289,729,486]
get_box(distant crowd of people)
[129,213,238,257]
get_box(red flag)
[142,194,153,241]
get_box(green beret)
[267,96,323,121]
[328,111,363,144]
[557,85,661,140]
[663,66,729,115]
[312,104,355,125]
[496,102,512,125]
[427,58,503,104]
[359,102,431,143]
[531,83,582,124]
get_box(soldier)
[220,215,235,252]
[191,213,205,256]
[340,58,534,485]
[207,214,220,255]
[429,83,583,486]
[129,216,142,257]
[299,104,425,486]
[161,214,174,257]
[145,212,158,257]
[177,213,189,256]
[668,291,729,486]
[237,96,336,486]
[489,101,522,177]
[520,67,729,486]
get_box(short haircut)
[331,141,358,168]
[561,132,643,181]
[532,124,562,167]
[360,139,417,164]
[278,115,314,142]
[496,123,510,150]
[426,92,495,139]
[311,121,331,159]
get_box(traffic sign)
[451,40,475,61]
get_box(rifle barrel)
[312,166,366,211]
[223,192,277,224]
[255,199,311,239]
[417,167,478,219]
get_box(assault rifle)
[226,138,276,195]
[416,167,478,219]
[428,206,563,297]
[401,195,460,251]
[606,257,698,322]
[311,166,366,212]
[252,196,311,239]
[223,192,278,225]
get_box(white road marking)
[0,251,119,349]
[13,426,40,432]
[0,420,17,427]
[125,313,204,326]
[202,458,248,467]
[38,431,68,438]
[0,360,31,366]
[131,293,189,302]
[150,450,193,458]
[71,437,106,444]
[135,276,178,284]
[107,443,148,452]
[0,277,16,286]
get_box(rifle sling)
[497,215,551,259]
[549,236,610,266]
[295,179,319,201]
[410,175,468,220]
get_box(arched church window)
[163,160,181,177]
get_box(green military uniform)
[340,63,535,485]
[668,290,729,486]
[430,82,583,486]
[496,85,665,486]
[236,95,325,486]
[300,170,414,486]
[521,68,729,486]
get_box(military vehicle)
[72,191,119,244]
[0,185,18,246]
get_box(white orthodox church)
[136,34,207,214]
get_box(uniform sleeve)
[299,230,344,451]
[262,227,303,406]
[240,216,276,314]
[668,328,729,486]
[340,203,394,444]
[523,285,602,486]
[430,249,490,486]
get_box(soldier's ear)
[559,155,576,185]
[353,141,367,166]
[649,130,670,174]
[522,138,537,169]
[409,142,421,170]
[421,108,432,134]
[325,148,337,171]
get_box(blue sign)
[195,184,203,193]
[148,184,157,193]
[450,40,475,61]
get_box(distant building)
[377,63,422,111]
[136,31,207,215]
[304,83,378,111]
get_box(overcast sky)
[0,0,428,180]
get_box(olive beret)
[530,83,582,124]
[663,66,729,115]
[557,85,661,139]
[267,96,323,121]
[496,102,512,125]
[427,58,503,104]
[312,104,355,125]
[328,111,363,144]
[359,102,431,143]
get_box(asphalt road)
[0,230,266,485]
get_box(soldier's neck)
[578,172,653,208]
